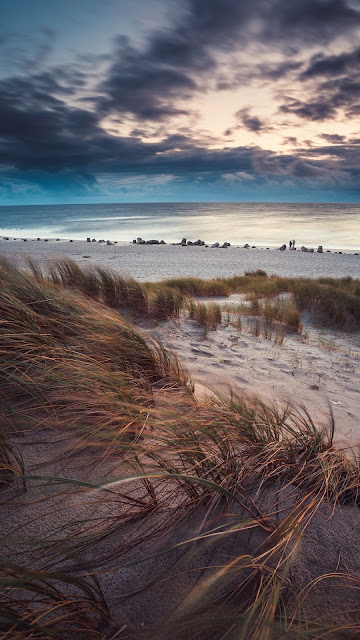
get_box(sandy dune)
[143,306,360,449]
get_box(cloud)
[236,108,268,133]
[1,0,360,200]
[0,28,56,73]
[97,0,360,122]
[320,133,346,144]
[301,47,360,79]
[222,171,255,181]
[280,72,360,121]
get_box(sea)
[0,202,359,250]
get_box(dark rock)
[211,242,219,248]
[146,239,160,244]
[317,245,323,253]
[339,251,342,254]
[252,246,256,249]
[87,238,91,242]
[83,255,91,258]
[69,239,73,242]
[107,240,114,245]
[244,243,250,248]
[37,238,41,241]
[160,240,166,244]
[98,240,105,243]
[279,244,286,251]
[181,238,186,245]
[92,239,96,242]
[23,239,27,241]
[133,239,136,244]
[56,238,60,241]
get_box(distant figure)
[289,240,292,249]
[293,239,296,248]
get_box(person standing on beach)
[289,240,292,249]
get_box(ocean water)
[0,202,359,250]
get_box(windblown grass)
[0,259,190,448]
[28,259,360,329]
[188,300,222,330]
[155,272,360,329]
[0,562,109,639]
[1,258,360,639]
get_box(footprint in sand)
[191,348,214,357]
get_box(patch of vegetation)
[188,300,222,330]
[1,258,360,639]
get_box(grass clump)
[0,259,190,450]
[188,300,222,330]
[150,286,185,320]
[0,562,109,639]
[160,276,231,297]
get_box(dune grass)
[158,272,360,329]
[1,258,360,639]
[188,300,222,330]
[27,259,360,330]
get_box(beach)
[0,236,359,280]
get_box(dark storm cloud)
[280,72,360,121]
[279,98,337,121]
[1,77,360,194]
[263,0,360,42]
[98,36,198,121]
[302,47,360,78]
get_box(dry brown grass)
[1,259,360,640]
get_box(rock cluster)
[134,237,166,244]
[211,241,230,248]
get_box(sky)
[0,0,360,204]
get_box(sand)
[0,236,359,280]
[1,237,359,447]
[143,309,360,448]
